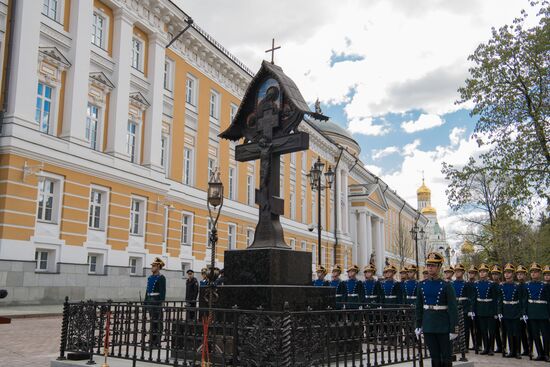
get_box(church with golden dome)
[417,178,449,261]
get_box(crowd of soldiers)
[312,257,550,364]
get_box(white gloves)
[497,314,503,320]
[449,333,458,340]
[467,312,475,318]
[415,328,423,339]
[522,315,528,322]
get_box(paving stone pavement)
[0,316,61,367]
[464,352,550,366]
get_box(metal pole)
[317,175,322,266]
[415,232,420,279]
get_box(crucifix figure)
[265,38,281,64]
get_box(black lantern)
[325,165,335,188]
[207,168,224,208]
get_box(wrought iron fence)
[57,298,466,367]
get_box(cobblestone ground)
[0,316,61,367]
[464,352,549,366]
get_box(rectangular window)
[227,223,236,250]
[230,103,238,123]
[181,214,192,246]
[37,179,55,222]
[86,104,100,150]
[88,255,97,274]
[129,258,138,275]
[247,175,254,206]
[131,38,143,71]
[301,240,306,251]
[208,158,215,180]
[209,91,219,120]
[289,238,296,250]
[183,148,193,185]
[228,167,235,200]
[164,60,174,91]
[312,244,317,265]
[129,198,144,235]
[185,77,196,106]
[42,0,58,20]
[246,229,254,247]
[88,190,104,230]
[35,250,49,271]
[35,82,53,133]
[126,121,137,163]
[160,135,168,172]
[91,12,105,48]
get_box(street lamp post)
[206,168,224,311]
[410,224,425,279]
[307,156,334,267]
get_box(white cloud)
[372,146,400,160]
[401,114,445,133]
[403,139,421,157]
[364,164,383,176]
[449,127,466,146]
[347,117,390,136]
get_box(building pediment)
[129,91,150,110]
[89,72,115,90]
[38,47,71,69]
[349,183,389,212]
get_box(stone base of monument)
[200,248,335,311]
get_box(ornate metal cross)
[265,38,281,64]
[235,87,308,248]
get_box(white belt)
[503,300,519,305]
[386,295,397,299]
[365,295,378,299]
[336,294,343,297]
[457,297,469,301]
[349,293,359,297]
[424,305,448,310]
[406,296,417,299]
[148,292,160,296]
[528,300,547,304]
[477,298,493,302]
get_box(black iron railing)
[57,298,466,366]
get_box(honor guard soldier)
[404,265,419,305]
[344,265,364,308]
[443,266,454,282]
[185,269,199,320]
[199,268,208,287]
[415,252,459,367]
[543,265,550,284]
[490,265,503,353]
[467,265,479,351]
[452,263,475,353]
[145,257,167,349]
[475,263,500,355]
[400,267,409,282]
[330,265,347,307]
[515,264,530,356]
[363,264,384,305]
[498,263,524,359]
[524,262,550,361]
[381,264,404,304]
[313,265,330,286]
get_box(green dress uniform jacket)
[145,274,166,303]
[498,282,526,320]
[452,279,475,314]
[381,279,404,305]
[525,280,550,319]
[474,280,499,317]
[362,279,384,305]
[415,278,459,334]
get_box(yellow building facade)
[0,0,424,305]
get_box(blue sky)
[178,0,531,248]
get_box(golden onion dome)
[417,180,431,195]
[461,240,474,254]
[421,206,437,215]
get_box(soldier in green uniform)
[363,264,384,305]
[443,266,454,282]
[515,264,530,356]
[491,264,503,353]
[145,257,167,349]
[467,265,478,351]
[452,263,475,353]
[475,263,500,355]
[524,262,550,361]
[416,252,458,367]
[330,264,347,307]
[344,265,364,309]
[498,263,525,359]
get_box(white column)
[5,0,42,124]
[142,33,166,170]
[379,219,385,260]
[366,213,373,266]
[60,0,93,144]
[343,172,349,234]
[375,217,384,275]
[357,210,367,268]
[335,168,342,233]
[350,210,357,263]
[105,9,134,158]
